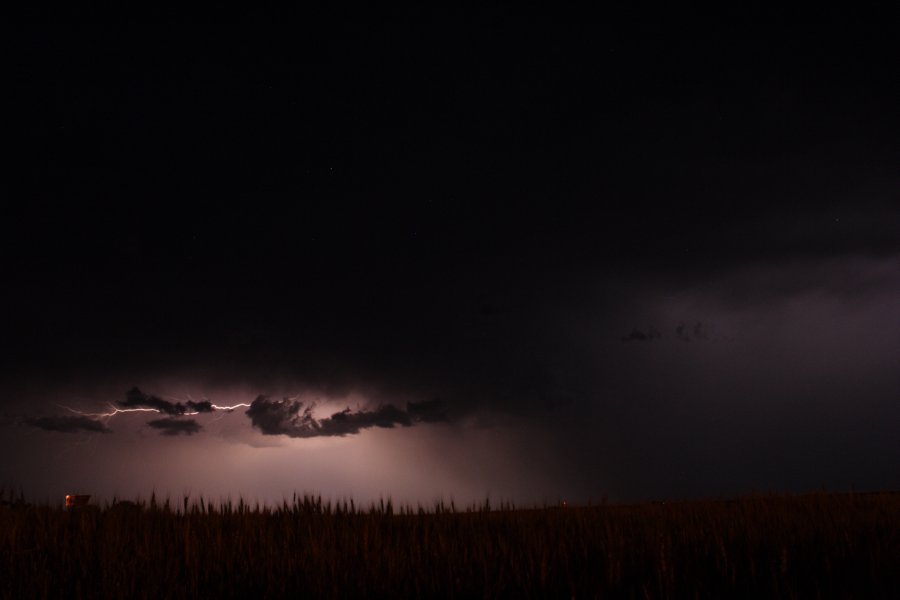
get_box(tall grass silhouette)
[1,488,897,598]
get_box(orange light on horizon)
[65,494,91,509]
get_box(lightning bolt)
[211,403,251,411]
[167,393,251,412]
[60,404,159,419]
[56,401,251,421]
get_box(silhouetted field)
[1,489,897,598]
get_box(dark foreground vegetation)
[1,489,897,599]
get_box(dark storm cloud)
[245,396,447,438]
[407,400,449,423]
[622,327,661,342]
[25,415,111,434]
[146,418,202,436]
[326,404,411,433]
[119,387,187,415]
[622,323,713,343]
[701,254,900,309]
[676,322,711,342]
[118,388,212,415]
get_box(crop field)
[1,490,898,598]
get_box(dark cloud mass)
[246,396,444,438]
[406,400,449,423]
[118,388,213,415]
[120,387,188,416]
[146,418,202,436]
[25,415,110,434]
[622,327,662,342]
[676,322,712,342]
[186,401,214,413]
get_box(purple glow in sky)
[5,252,898,504]
[4,22,899,505]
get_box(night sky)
[4,20,898,505]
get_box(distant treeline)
[0,490,898,598]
